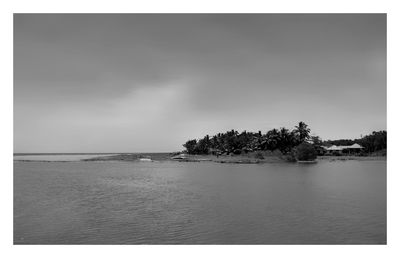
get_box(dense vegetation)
[295,142,317,161]
[183,122,387,156]
[183,122,311,155]
[323,130,387,153]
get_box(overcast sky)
[14,14,386,153]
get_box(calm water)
[14,160,386,244]
[13,154,117,162]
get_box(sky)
[14,14,386,153]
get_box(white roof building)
[323,144,364,152]
[324,145,342,151]
[345,143,364,149]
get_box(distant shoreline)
[83,152,386,164]
[169,154,386,164]
[13,152,386,163]
[13,152,171,156]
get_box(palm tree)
[265,128,280,151]
[294,121,311,143]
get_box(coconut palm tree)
[294,121,311,143]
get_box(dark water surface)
[14,160,386,244]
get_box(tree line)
[183,122,311,155]
[183,122,387,155]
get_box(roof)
[325,144,364,151]
[347,143,363,149]
[326,145,342,151]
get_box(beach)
[76,152,387,164]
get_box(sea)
[14,154,386,244]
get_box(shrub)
[233,149,242,155]
[295,142,317,161]
[284,150,297,162]
[254,151,264,159]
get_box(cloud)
[14,14,386,152]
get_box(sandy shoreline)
[79,152,386,164]
[13,152,386,163]
[172,154,386,164]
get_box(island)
[83,122,386,164]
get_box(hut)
[324,145,343,155]
[340,143,364,154]
[324,144,364,155]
